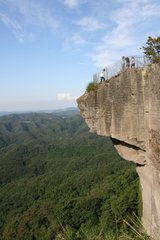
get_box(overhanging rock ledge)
[77,65,160,239]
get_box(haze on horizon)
[0,0,160,111]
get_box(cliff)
[77,64,160,239]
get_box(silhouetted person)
[131,57,135,68]
[125,57,130,68]
[122,56,125,70]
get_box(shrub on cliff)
[86,82,100,92]
[142,36,160,64]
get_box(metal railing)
[93,56,150,82]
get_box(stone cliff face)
[77,64,160,239]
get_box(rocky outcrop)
[77,64,160,239]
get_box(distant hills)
[0,112,12,116]
[0,107,79,117]
[0,111,84,149]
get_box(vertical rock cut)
[77,65,160,239]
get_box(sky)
[0,0,160,111]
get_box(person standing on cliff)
[122,56,125,70]
[131,57,135,68]
[100,69,106,83]
[125,57,130,68]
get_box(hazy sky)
[0,0,160,111]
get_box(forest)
[0,111,142,239]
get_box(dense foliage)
[142,36,160,63]
[86,82,100,92]
[0,112,141,239]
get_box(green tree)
[142,36,160,63]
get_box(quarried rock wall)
[77,65,160,238]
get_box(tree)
[142,36,160,64]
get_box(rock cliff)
[77,64,160,239]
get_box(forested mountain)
[0,111,82,148]
[0,112,140,240]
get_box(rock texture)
[77,64,160,239]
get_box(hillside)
[0,112,139,239]
[0,111,83,148]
